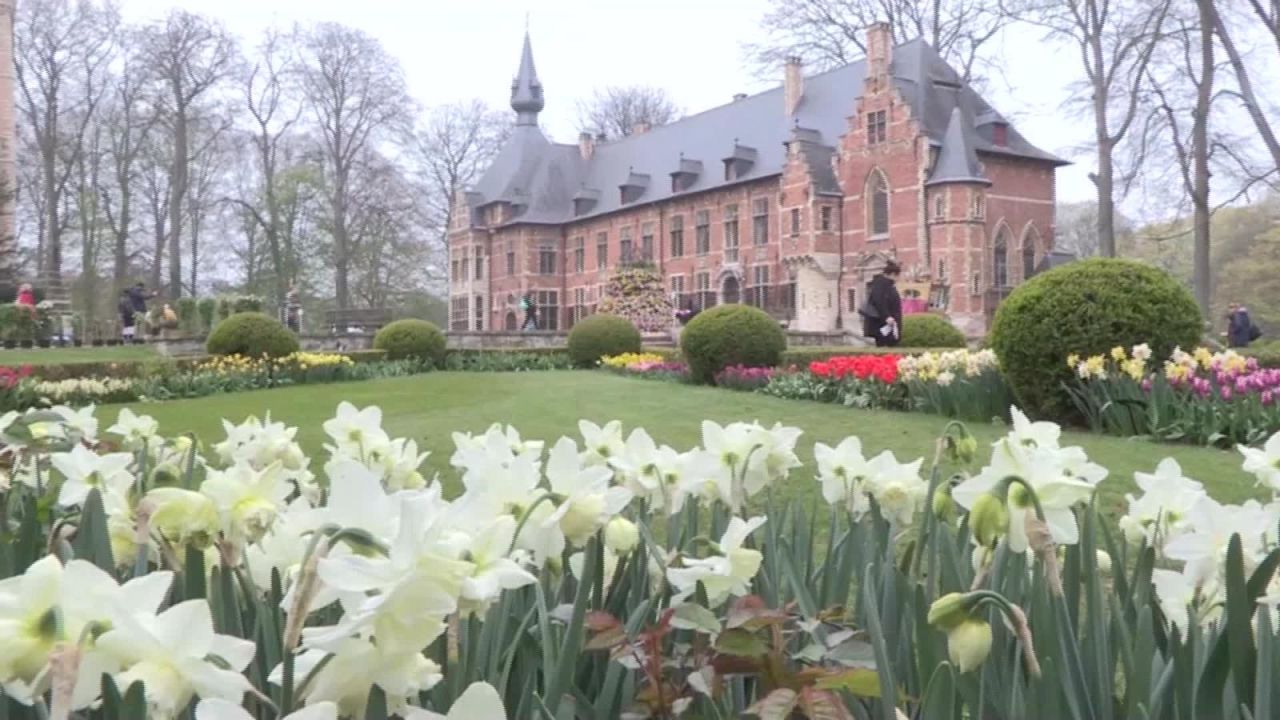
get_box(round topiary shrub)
[990,258,1201,420]
[206,312,300,358]
[567,313,642,367]
[373,319,446,365]
[681,304,787,384]
[900,314,966,348]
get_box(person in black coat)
[1227,303,1261,348]
[862,261,903,348]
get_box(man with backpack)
[1227,303,1262,348]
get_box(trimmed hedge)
[206,313,300,358]
[900,314,966,348]
[373,319,447,365]
[990,257,1201,420]
[567,314,641,367]
[680,304,787,384]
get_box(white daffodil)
[0,556,65,702]
[323,401,390,457]
[609,427,662,496]
[308,458,402,543]
[404,681,509,720]
[750,423,802,493]
[214,414,307,472]
[543,437,632,547]
[667,516,767,607]
[146,487,221,549]
[107,408,159,450]
[1152,567,1222,634]
[814,436,874,516]
[272,638,442,718]
[309,490,472,655]
[96,600,256,720]
[1007,406,1061,449]
[50,404,98,442]
[200,461,292,544]
[1118,459,1206,547]
[579,419,626,465]
[1239,431,1280,493]
[458,516,537,613]
[377,437,430,491]
[865,451,926,527]
[953,426,1103,553]
[51,444,134,507]
[1164,497,1274,585]
[197,698,337,720]
[244,498,313,592]
[701,421,763,512]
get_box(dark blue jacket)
[1229,309,1255,347]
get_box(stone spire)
[0,0,16,285]
[510,32,544,126]
[926,107,990,186]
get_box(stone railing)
[152,333,375,357]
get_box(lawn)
[0,344,159,366]
[112,370,1262,513]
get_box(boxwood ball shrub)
[567,313,642,367]
[900,313,966,348]
[681,304,787,384]
[206,312,300,358]
[373,318,446,365]
[990,257,1201,420]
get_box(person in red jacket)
[15,283,34,308]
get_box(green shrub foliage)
[205,312,300,358]
[680,304,786,384]
[990,257,1201,419]
[567,314,642,367]
[900,314,966,348]
[373,319,446,365]
[197,298,217,332]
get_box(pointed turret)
[926,107,990,186]
[510,33,544,126]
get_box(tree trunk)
[0,0,15,286]
[1192,0,1215,317]
[332,177,350,310]
[42,114,59,280]
[168,109,186,298]
[1093,140,1116,258]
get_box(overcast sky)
[118,0,1095,203]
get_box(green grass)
[0,344,159,366]
[111,371,1262,514]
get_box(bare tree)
[297,22,412,309]
[14,0,118,284]
[0,0,17,286]
[135,10,236,298]
[232,29,302,308]
[185,110,233,295]
[1012,0,1170,258]
[413,100,507,254]
[1144,6,1217,315]
[99,57,156,290]
[576,86,680,141]
[1202,2,1280,176]
[746,0,1013,82]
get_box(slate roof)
[926,107,991,186]
[471,34,1067,227]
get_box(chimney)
[733,93,748,102]
[866,22,892,86]
[784,56,804,117]
[631,121,651,135]
[578,131,595,160]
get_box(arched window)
[1021,226,1040,281]
[993,229,1011,289]
[867,170,889,238]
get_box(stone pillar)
[0,0,15,287]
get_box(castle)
[448,24,1065,338]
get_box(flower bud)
[969,493,1008,548]
[1095,549,1113,574]
[149,463,182,488]
[932,483,955,521]
[604,517,640,556]
[956,435,979,464]
[948,618,993,673]
[927,592,971,630]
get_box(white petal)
[154,600,216,657]
[196,698,252,720]
[447,681,508,720]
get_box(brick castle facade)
[449,24,1065,338]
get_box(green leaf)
[365,685,389,720]
[1227,535,1261,713]
[715,628,768,657]
[860,563,898,720]
[70,489,115,572]
[183,543,206,601]
[672,602,721,635]
[815,668,883,698]
[919,662,958,720]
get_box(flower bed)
[1066,344,1280,445]
[713,364,781,391]
[601,352,690,382]
[3,401,1280,717]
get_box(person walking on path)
[1227,303,1262,348]
[861,261,904,348]
[282,288,303,332]
[118,289,136,341]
